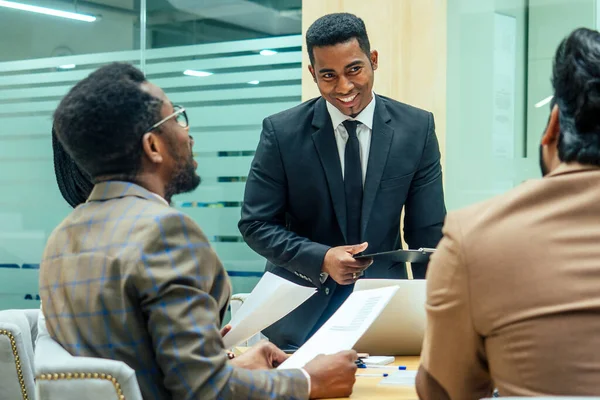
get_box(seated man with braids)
[42,62,357,400]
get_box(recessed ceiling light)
[57,64,76,70]
[183,70,213,77]
[0,1,96,22]
[259,49,277,56]
[535,95,553,108]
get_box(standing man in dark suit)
[239,13,446,348]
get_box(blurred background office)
[0,0,597,312]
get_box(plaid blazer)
[39,181,308,400]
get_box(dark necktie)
[343,120,363,245]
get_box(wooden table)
[233,348,419,399]
[342,356,419,399]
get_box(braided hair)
[52,126,94,208]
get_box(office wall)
[0,0,136,62]
[446,0,597,211]
[301,0,447,167]
[0,1,302,310]
[445,0,529,209]
[526,0,596,157]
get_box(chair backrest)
[34,312,143,400]
[0,308,39,400]
[229,293,267,346]
[229,293,249,318]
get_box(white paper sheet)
[277,286,399,369]
[223,272,317,348]
[378,370,417,386]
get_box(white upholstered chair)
[34,310,143,400]
[0,308,39,400]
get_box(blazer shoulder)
[263,97,321,135]
[448,178,545,245]
[267,97,320,122]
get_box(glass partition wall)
[0,0,302,309]
[446,0,599,210]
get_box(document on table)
[379,370,417,386]
[277,286,399,369]
[223,272,317,348]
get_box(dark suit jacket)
[239,95,446,347]
[40,181,308,400]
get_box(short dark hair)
[53,62,162,179]
[552,28,600,165]
[305,13,371,65]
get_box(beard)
[164,149,201,203]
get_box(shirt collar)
[546,162,600,178]
[325,92,376,131]
[149,191,169,206]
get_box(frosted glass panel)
[0,33,302,309]
[446,0,596,211]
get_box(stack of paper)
[223,272,317,348]
[277,286,399,369]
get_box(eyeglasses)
[145,104,188,133]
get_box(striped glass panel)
[0,35,302,306]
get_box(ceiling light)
[535,95,553,108]
[183,69,213,77]
[259,49,277,56]
[57,64,76,70]
[0,1,96,22]
[247,80,260,85]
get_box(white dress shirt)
[320,94,376,283]
[325,93,376,185]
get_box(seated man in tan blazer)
[41,62,357,400]
[416,27,600,399]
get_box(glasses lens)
[175,107,188,128]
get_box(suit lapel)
[311,98,348,243]
[361,96,393,237]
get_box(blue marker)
[358,365,407,370]
[356,373,389,377]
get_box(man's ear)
[370,50,378,71]
[308,64,317,82]
[141,132,164,164]
[541,105,560,146]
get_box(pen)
[357,364,406,370]
[356,373,389,377]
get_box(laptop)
[353,279,426,356]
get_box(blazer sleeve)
[137,211,309,400]
[416,212,493,400]
[238,117,330,287]
[403,112,446,278]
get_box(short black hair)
[306,13,371,65]
[552,28,600,165]
[53,62,162,179]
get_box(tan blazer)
[39,181,308,400]
[419,164,600,399]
